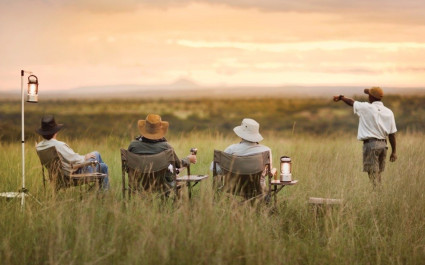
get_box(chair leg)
[98,178,103,191]
[187,182,192,200]
[79,184,83,200]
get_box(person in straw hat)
[127,114,197,187]
[35,115,110,190]
[333,87,397,187]
[211,118,273,194]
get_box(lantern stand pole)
[0,70,41,209]
[20,70,26,208]
[20,70,42,209]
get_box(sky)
[1,0,425,91]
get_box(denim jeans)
[79,151,110,190]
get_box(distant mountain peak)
[170,78,199,88]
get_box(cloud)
[62,0,141,13]
[3,0,425,27]
[395,67,425,73]
[202,0,423,14]
[15,0,424,21]
[174,39,425,52]
[205,0,425,24]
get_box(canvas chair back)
[121,148,177,193]
[36,146,70,190]
[213,150,270,198]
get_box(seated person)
[35,115,110,190]
[211,118,273,194]
[127,114,197,187]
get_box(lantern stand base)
[0,187,42,205]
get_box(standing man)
[333,87,397,187]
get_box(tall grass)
[0,133,424,264]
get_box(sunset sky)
[1,0,425,91]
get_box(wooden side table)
[176,175,209,199]
[269,180,298,206]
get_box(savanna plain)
[0,96,424,265]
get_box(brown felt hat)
[36,115,64,136]
[138,114,169,140]
[364,86,384,100]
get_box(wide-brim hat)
[364,86,384,100]
[138,114,169,140]
[36,115,63,136]
[233,118,263,143]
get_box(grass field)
[1,131,424,265]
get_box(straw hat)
[36,115,63,136]
[364,86,384,100]
[233,118,263,143]
[138,114,169,140]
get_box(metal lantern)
[280,156,292,182]
[27,75,39,103]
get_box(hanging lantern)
[27,75,38,103]
[280,156,292,182]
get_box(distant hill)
[1,78,424,99]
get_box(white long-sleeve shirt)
[36,139,85,174]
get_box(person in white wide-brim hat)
[211,118,273,194]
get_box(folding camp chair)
[36,146,106,192]
[121,148,180,199]
[213,150,276,203]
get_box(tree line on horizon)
[0,95,424,142]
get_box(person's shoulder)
[381,103,395,116]
[128,139,139,145]
[226,143,239,149]
[354,101,369,107]
[56,139,67,145]
[151,140,172,150]
[55,140,74,150]
[35,139,45,149]
[223,143,239,153]
[44,139,66,147]
[259,144,271,150]
[60,139,73,146]
[128,139,143,150]
[257,144,271,152]
[353,101,371,114]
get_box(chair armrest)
[71,160,99,170]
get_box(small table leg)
[187,182,192,199]
[187,166,192,199]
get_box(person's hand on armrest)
[85,152,95,160]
